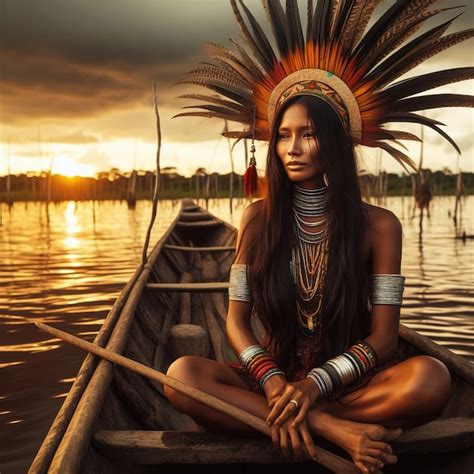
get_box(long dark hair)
[237,94,371,376]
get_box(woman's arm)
[365,208,403,364]
[226,201,263,357]
[226,201,286,390]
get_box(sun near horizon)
[51,157,96,178]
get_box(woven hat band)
[268,69,362,144]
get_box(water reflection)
[0,196,472,473]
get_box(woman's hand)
[266,378,320,428]
[271,413,318,462]
[263,373,287,408]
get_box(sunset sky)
[1,0,473,178]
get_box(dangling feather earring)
[243,106,258,197]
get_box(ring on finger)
[288,399,299,409]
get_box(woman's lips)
[287,162,306,168]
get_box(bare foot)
[307,410,402,473]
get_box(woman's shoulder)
[362,202,402,237]
[235,199,265,263]
[240,198,265,227]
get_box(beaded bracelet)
[239,344,285,390]
[306,339,379,399]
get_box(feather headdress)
[173,0,474,194]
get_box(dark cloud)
[0,0,472,143]
[0,47,188,124]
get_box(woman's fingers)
[271,425,280,450]
[266,392,294,425]
[288,426,303,460]
[272,401,299,427]
[279,427,290,459]
[299,422,318,461]
[290,398,310,428]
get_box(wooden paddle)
[35,322,360,473]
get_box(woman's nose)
[288,137,302,155]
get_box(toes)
[355,460,371,473]
[384,427,403,441]
[386,453,398,464]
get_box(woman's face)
[275,101,325,189]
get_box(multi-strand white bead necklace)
[291,184,329,336]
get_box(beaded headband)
[268,69,362,143]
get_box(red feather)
[244,163,258,197]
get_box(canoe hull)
[30,199,474,473]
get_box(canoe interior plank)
[94,416,474,466]
[182,205,200,212]
[164,244,236,252]
[179,211,214,222]
[146,282,230,292]
[392,417,474,454]
[176,220,222,228]
[93,430,285,465]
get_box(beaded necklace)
[291,184,329,337]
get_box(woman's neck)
[294,176,326,190]
[292,183,328,218]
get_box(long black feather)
[263,0,289,57]
[238,1,278,67]
[176,94,243,111]
[352,0,410,64]
[330,0,353,44]
[381,68,474,103]
[310,0,332,45]
[286,0,305,52]
[382,112,445,127]
[230,0,274,73]
[366,16,456,84]
[306,0,314,43]
[361,10,440,72]
[174,78,251,104]
[391,94,474,113]
[381,112,461,155]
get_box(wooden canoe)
[29,198,474,474]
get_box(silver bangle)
[370,274,405,305]
[229,264,253,303]
[260,369,285,390]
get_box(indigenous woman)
[165,1,473,472]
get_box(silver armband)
[228,263,252,303]
[370,274,405,306]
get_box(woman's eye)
[304,132,314,138]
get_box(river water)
[0,196,473,473]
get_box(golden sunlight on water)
[0,196,472,472]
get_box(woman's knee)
[164,356,204,404]
[402,355,452,410]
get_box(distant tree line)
[0,167,472,203]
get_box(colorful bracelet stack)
[239,345,285,390]
[306,340,379,399]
